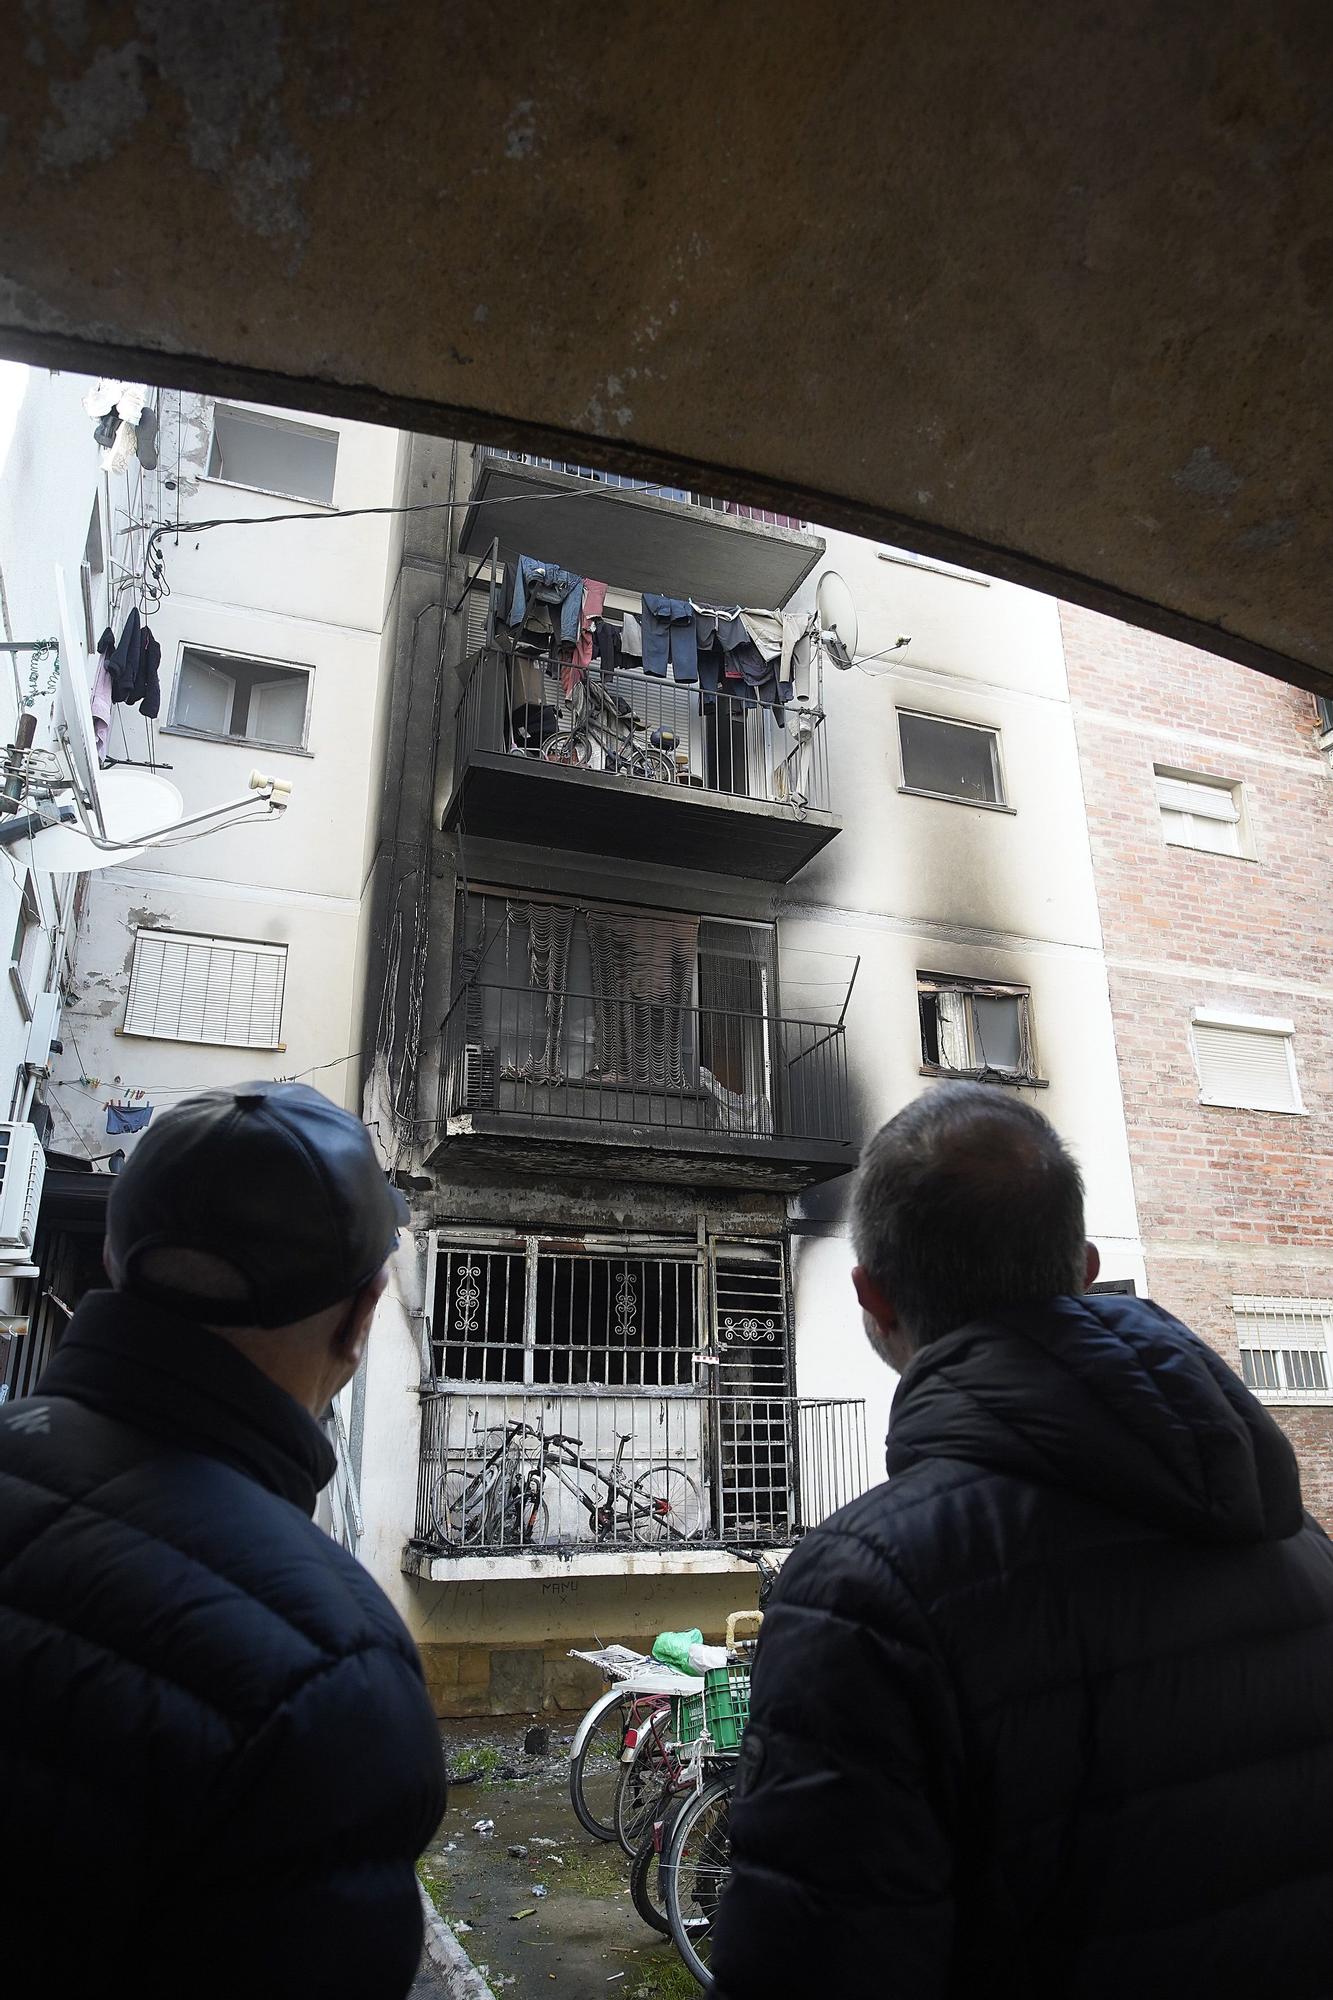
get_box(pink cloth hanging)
[573,577,608,669]
[90,655,114,763]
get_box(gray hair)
[850,1082,1087,1347]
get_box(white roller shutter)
[1155,771,1242,854]
[1192,1021,1299,1112]
[123,929,287,1048]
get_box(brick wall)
[1063,604,1333,1522]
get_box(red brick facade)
[1063,603,1333,1524]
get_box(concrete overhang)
[460,454,825,610]
[2,4,1331,698]
[402,1545,789,1585]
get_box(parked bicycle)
[566,1643,705,1844]
[540,675,678,782]
[432,1417,705,1554]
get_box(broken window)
[898,711,1005,805]
[918,973,1036,1081]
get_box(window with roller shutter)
[1153,767,1249,857]
[1234,1298,1333,1402]
[122,929,287,1048]
[1190,1011,1302,1114]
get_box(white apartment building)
[0,394,1146,1712]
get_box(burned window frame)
[917,972,1042,1085]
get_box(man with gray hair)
[711,1081,1333,1998]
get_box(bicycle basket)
[702,1663,751,1751]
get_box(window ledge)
[920,1062,1048,1089]
[194,475,337,512]
[160,725,314,759]
[1249,1390,1333,1407]
[1199,1096,1307,1117]
[1162,838,1258,863]
[898,786,1016,815]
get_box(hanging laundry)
[100,419,138,476]
[620,611,643,661]
[782,612,814,703]
[105,1101,154,1136]
[504,557,584,643]
[573,578,608,670]
[135,406,160,472]
[101,611,162,718]
[92,408,121,450]
[739,608,784,664]
[90,652,113,764]
[592,618,622,679]
[641,595,698,683]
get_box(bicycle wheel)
[662,1776,732,1985]
[629,1466,706,1543]
[629,1825,672,1937]
[620,745,676,784]
[568,1690,633,1842]
[614,1706,672,1854]
[542,730,591,767]
[431,1466,494,1547]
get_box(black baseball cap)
[105,1081,410,1328]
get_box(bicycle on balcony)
[538,674,678,784]
[431,1417,706,1553]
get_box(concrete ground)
[416,1719,700,1998]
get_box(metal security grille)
[430,1231,704,1389]
[1235,1297,1333,1399]
[123,929,287,1048]
[711,1240,792,1535]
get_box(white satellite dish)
[23,768,184,872]
[53,564,107,829]
[815,571,859,671]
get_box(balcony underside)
[402,1544,788,1583]
[423,1110,854,1191]
[444,750,839,882]
[460,456,826,610]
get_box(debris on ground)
[507,1843,528,1859]
[524,1725,551,1756]
[510,1907,537,1922]
[473,1818,495,1837]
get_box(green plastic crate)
[670,1692,705,1744]
[703,1664,751,1750]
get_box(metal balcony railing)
[451,647,831,814]
[413,1390,869,1555]
[485,448,808,531]
[438,985,850,1149]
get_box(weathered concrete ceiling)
[2,2,1331,696]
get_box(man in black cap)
[0,1083,447,1998]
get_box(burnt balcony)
[443,648,840,881]
[406,1388,870,1577]
[428,982,854,1191]
[460,449,825,610]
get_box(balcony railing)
[451,647,831,814]
[485,449,807,531]
[439,985,850,1149]
[413,1390,870,1555]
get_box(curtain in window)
[585,909,699,1089]
[698,920,774,1133]
[508,900,575,1079]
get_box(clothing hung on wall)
[509,900,576,1081]
[585,908,699,1091]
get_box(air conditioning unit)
[461,1044,497,1110]
[0,1123,45,1255]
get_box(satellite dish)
[815,571,859,670]
[22,768,184,872]
[53,565,104,823]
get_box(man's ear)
[852,1264,899,1336]
[1084,1241,1101,1289]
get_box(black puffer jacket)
[712,1294,1333,1999]
[0,1292,446,1998]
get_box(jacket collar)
[38,1289,336,1515]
